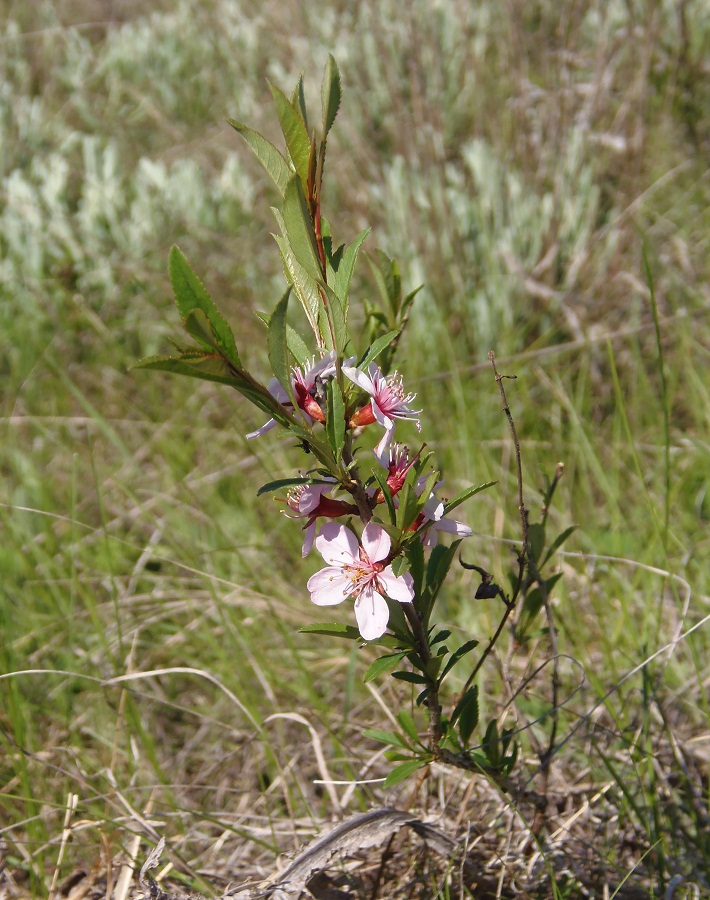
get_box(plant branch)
[454,351,528,705]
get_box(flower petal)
[301,520,317,557]
[315,523,359,566]
[343,365,374,394]
[307,567,350,605]
[433,516,473,537]
[373,427,395,465]
[246,418,277,440]
[361,523,391,563]
[379,567,415,603]
[354,588,390,640]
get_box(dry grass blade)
[263,808,454,898]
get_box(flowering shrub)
[135,58,570,787]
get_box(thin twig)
[455,352,528,703]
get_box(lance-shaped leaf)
[282,176,323,281]
[226,119,291,195]
[331,228,370,310]
[383,758,429,788]
[256,310,311,366]
[132,353,294,428]
[321,53,341,138]
[443,480,497,516]
[363,652,407,683]
[274,230,322,345]
[325,377,345,460]
[169,246,240,366]
[267,287,293,397]
[291,74,309,133]
[357,329,400,371]
[269,83,310,188]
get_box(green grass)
[1,0,709,897]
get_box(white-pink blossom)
[247,352,337,439]
[415,477,473,547]
[307,522,414,640]
[343,363,421,463]
[284,481,357,557]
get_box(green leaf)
[183,308,221,352]
[332,228,370,309]
[257,476,317,496]
[319,281,349,355]
[325,377,346,459]
[269,82,311,187]
[396,710,420,745]
[357,329,400,371]
[299,623,361,640]
[443,480,497,516]
[439,639,480,683]
[226,119,291,195]
[383,758,428,788]
[451,684,477,727]
[430,629,451,645]
[321,54,341,138]
[267,288,293,396]
[363,652,406,683]
[362,729,412,751]
[132,353,236,385]
[291,74,309,133]
[169,246,240,366]
[527,523,545,565]
[540,525,577,568]
[391,556,411,577]
[405,538,425,596]
[274,232,322,344]
[370,468,397,526]
[392,671,429,685]
[282,177,322,278]
[457,686,480,746]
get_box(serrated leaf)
[169,246,240,366]
[443,481,497,516]
[320,281,349,354]
[541,525,577,568]
[291,74,309,133]
[183,308,221,352]
[363,652,406,683]
[282,177,323,280]
[391,556,411,577]
[362,729,412,751]
[269,83,311,187]
[226,119,291,195]
[439,638,480,683]
[357,329,400,371]
[321,54,341,137]
[325,377,346,459]
[274,233,322,345]
[332,228,370,310]
[383,758,428,788]
[267,288,293,396]
[451,684,478,728]
[457,686,479,746]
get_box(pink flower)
[285,482,358,557]
[343,363,421,463]
[247,352,337,439]
[307,522,414,640]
